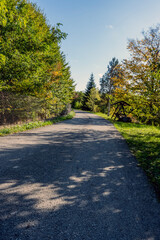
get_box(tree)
[99,58,119,115]
[107,57,119,115]
[83,73,96,109]
[123,25,160,124]
[0,0,75,123]
[86,88,100,112]
[100,72,109,95]
[85,73,96,96]
[72,91,85,109]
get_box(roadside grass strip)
[0,111,75,136]
[95,112,160,193]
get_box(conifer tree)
[83,73,96,109]
[85,73,96,96]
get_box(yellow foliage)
[0,0,8,26]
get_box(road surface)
[0,110,160,240]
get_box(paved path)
[0,110,160,240]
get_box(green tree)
[100,73,108,95]
[85,73,96,96]
[83,73,96,109]
[99,58,119,115]
[0,0,74,123]
[72,91,85,109]
[107,58,119,115]
[86,88,100,112]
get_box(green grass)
[95,112,160,193]
[0,111,75,136]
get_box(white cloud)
[106,25,114,29]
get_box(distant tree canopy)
[0,0,75,123]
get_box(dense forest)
[73,26,160,126]
[0,0,74,124]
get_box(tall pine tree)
[83,73,96,109]
[85,73,96,96]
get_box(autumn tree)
[123,26,160,124]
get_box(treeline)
[0,0,74,124]
[73,26,160,126]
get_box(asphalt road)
[0,110,160,240]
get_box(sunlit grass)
[95,112,160,193]
[0,111,75,136]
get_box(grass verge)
[0,111,75,136]
[95,112,160,194]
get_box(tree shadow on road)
[0,117,160,240]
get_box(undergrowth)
[0,111,75,136]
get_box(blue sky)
[31,0,160,91]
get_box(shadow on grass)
[119,132,160,195]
